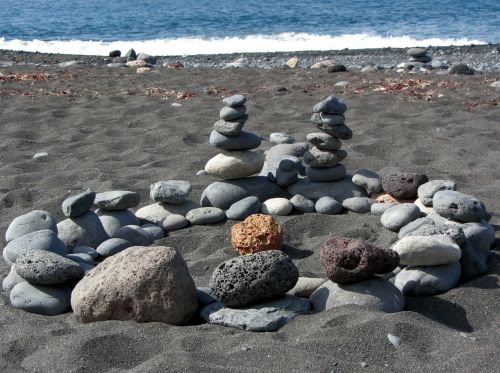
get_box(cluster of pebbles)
[1,95,495,332]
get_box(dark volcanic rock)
[209,250,299,307]
[382,172,429,199]
[320,236,399,284]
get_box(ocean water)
[0,0,499,55]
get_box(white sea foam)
[0,33,486,56]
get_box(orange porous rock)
[231,214,283,255]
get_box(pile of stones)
[407,47,432,64]
[204,94,264,180]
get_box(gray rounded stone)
[417,180,456,206]
[459,221,494,279]
[306,132,342,151]
[186,207,226,225]
[226,196,261,221]
[433,190,485,223]
[97,209,140,237]
[96,238,132,257]
[116,225,153,246]
[398,217,435,238]
[265,142,308,160]
[66,253,95,265]
[352,169,382,195]
[57,211,109,249]
[310,277,404,313]
[4,229,68,264]
[209,130,261,150]
[371,203,396,216]
[10,282,71,316]
[278,159,296,172]
[314,122,353,140]
[149,180,192,204]
[220,106,246,121]
[320,112,345,125]
[305,164,346,182]
[315,197,343,215]
[313,96,347,114]
[407,47,427,57]
[2,265,26,291]
[448,64,474,75]
[222,94,246,108]
[62,191,96,218]
[290,194,315,213]
[94,191,141,211]
[393,262,461,296]
[71,246,99,259]
[342,197,374,213]
[16,249,84,285]
[381,204,422,232]
[391,235,461,266]
[135,200,200,225]
[213,115,247,136]
[276,168,298,187]
[287,177,366,202]
[141,224,165,240]
[409,55,431,63]
[404,223,466,245]
[303,147,347,168]
[5,210,58,242]
[270,133,295,144]
[162,214,189,231]
[209,250,299,307]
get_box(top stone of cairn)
[313,96,347,115]
[223,94,247,108]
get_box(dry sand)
[0,62,499,372]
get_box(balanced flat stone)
[433,190,485,222]
[97,209,140,237]
[135,200,200,225]
[417,180,456,206]
[313,96,347,114]
[222,94,246,108]
[62,191,96,218]
[186,207,226,225]
[94,191,141,211]
[305,164,346,182]
[3,229,68,264]
[320,112,345,125]
[5,210,58,242]
[407,47,428,57]
[269,132,295,144]
[220,106,246,121]
[303,147,347,168]
[150,180,192,204]
[213,115,247,136]
[391,235,461,266]
[205,151,264,179]
[314,122,352,140]
[287,177,366,202]
[209,130,261,150]
[57,211,109,249]
[10,282,71,316]
[96,238,132,257]
[306,132,342,151]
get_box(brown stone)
[373,193,414,204]
[231,214,283,255]
[71,246,197,324]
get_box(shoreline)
[1,43,500,71]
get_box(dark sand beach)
[0,51,499,372]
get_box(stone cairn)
[204,94,264,180]
[304,95,351,182]
[407,47,432,64]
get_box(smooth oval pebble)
[222,94,246,108]
[10,282,71,316]
[209,130,261,151]
[96,238,132,257]
[387,334,401,348]
[305,164,346,182]
[313,96,347,114]
[162,214,189,231]
[116,225,153,246]
[391,235,461,266]
[205,151,264,179]
[226,196,261,221]
[220,106,246,121]
[141,224,165,240]
[186,207,226,225]
[261,198,293,216]
[315,197,343,215]
[97,209,140,238]
[352,169,382,195]
[371,203,395,216]
[71,246,99,259]
[290,194,315,213]
[307,132,342,150]
[342,197,374,213]
[320,112,345,125]
[3,229,68,264]
[5,210,58,242]
[417,180,456,206]
[381,204,421,232]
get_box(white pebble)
[172,103,182,107]
[33,152,49,159]
[387,333,401,347]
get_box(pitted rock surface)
[209,250,299,307]
[320,236,399,284]
[382,172,429,199]
[71,246,197,324]
[231,214,283,255]
[16,249,84,285]
[433,190,485,222]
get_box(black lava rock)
[382,172,429,199]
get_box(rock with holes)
[226,196,262,221]
[15,249,84,285]
[320,236,399,284]
[231,214,283,255]
[97,209,140,237]
[201,295,310,332]
[393,261,461,296]
[310,277,404,313]
[186,207,226,225]
[5,210,58,243]
[314,122,353,140]
[71,246,197,324]
[391,235,461,266]
[3,229,68,264]
[380,204,421,232]
[433,190,485,223]
[94,191,141,211]
[213,116,247,136]
[382,172,429,200]
[352,169,382,195]
[62,191,96,218]
[11,282,71,316]
[209,250,298,307]
[417,180,456,206]
[57,211,109,249]
[205,151,264,179]
[149,180,192,204]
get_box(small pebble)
[387,333,401,347]
[33,152,49,159]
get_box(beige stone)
[311,59,336,69]
[285,57,299,69]
[137,67,152,73]
[126,59,150,67]
[205,151,264,179]
[71,246,197,324]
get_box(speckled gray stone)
[306,132,342,151]
[313,96,347,114]
[213,115,247,136]
[5,210,58,242]
[433,191,485,223]
[62,191,96,218]
[94,191,141,211]
[315,197,343,215]
[417,180,456,206]
[371,203,396,216]
[352,169,382,195]
[149,180,192,204]
[270,133,295,144]
[222,94,246,108]
[398,217,435,239]
[303,147,347,168]
[314,122,352,140]
[186,207,226,225]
